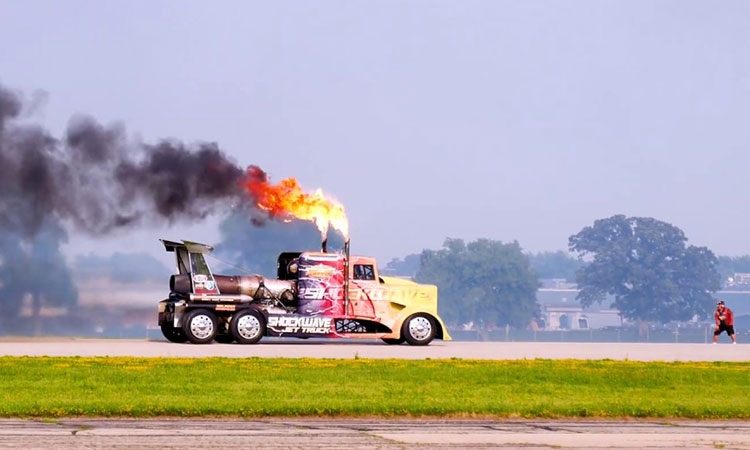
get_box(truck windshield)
[353,264,375,280]
[190,253,212,276]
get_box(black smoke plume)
[0,83,248,237]
[0,82,258,335]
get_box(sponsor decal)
[193,274,218,292]
[298,287,429,302]
[299,287,341,300]
[304,264,339,279]
[267,316,333,334]
[215,304,236,312]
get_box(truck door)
[348,263,377,318]
[297,253,345,316]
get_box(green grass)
[0,357,747,418]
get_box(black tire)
[160,322,188,343]
[214,334,235,344]
[182,308,218,344]
[230,309,266,344]
[402,314,436,346]
[382,338,405,345]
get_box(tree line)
[0,212,739,333]
[392,215,729,329]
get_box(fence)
[448,326,748,343]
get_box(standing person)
[713,301,737,344]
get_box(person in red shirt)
[713,301,736,344]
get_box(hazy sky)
[1,0,749,264]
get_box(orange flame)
[244,166,349,239]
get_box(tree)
[569,215,720,323]
[415,238,539,329]
[528,250,583,281]
[381,253,421,277]
[0,217,78,335]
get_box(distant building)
[540,278,578,290]
[543,304,588,330]
[537,281,750,330]
[715,291,750,315]
[726,273,750,289]
[536,280,622,330]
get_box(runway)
[0,338,747,360]
[0,418,748,449]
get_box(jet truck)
[158,239,451,345]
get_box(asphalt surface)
[0,419,748,449]
[0,338,747,360]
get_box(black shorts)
[714,323,735,336]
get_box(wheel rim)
[237,314,261,340]
[189,314,214,340]
[408,316,432,341]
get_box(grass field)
[0,357,747,418]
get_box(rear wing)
[160,239,214,277]
[161,239,214,253]
[160,239,220,295]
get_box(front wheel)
[231,309,266,344]
[161,322,187,343]
[182,309,218,344]
[402,314,436,346]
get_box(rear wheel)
[402,314,436,346]
[160,322,187,343]
[182,309,218,344]
[231,309,266,344]
[382,338,405,345]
